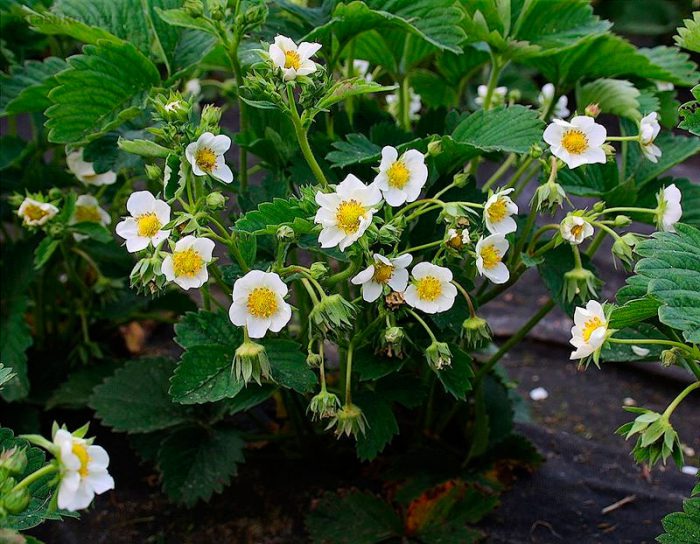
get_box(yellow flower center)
[487,197,508,223]
[387,161,410,189]
[415,276,442,301]
[136,212,161,238]
[480,244,502,270]
[336,199,365,234]
[570,224,584,238]
[582,316,604,342]
[284,50,301,70]
[247,287,278,318]
[372,262,394,284]
[172,248,203,278]
[24,204,49,222]
[72,442,90,478]
[195,147,217,172]
[561,129,588,155]
[74,205,102,223]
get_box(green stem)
[585,230,606,257]
[481,52,502,111]
[401,239,444,254]
[451,281,476,317]
[482,154,516,192]
[601,207,656,215]
[662,381,700,419]
[12,463,57,492]
[345,341,355,404]
[406,308,438,342]
[325,260,360,286]
[606,135,640,142]
[226,24,248,193]
[287,86,328,189]
[608,337,693,352]
[399,76,412,130]
[502,156,534,190]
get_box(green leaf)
[265,339,317,394]
[91,357,190,432]
[174,310,239,349]
[625,129,700,186]
[0,242,35,402]
[70,221,113,243]
[33,237,60,270]
[45,39,160,144]
[117,137,172,158]
[557,161,619,197]
[225,384,275,415]
[0,135,29,170]
[678,85,700,136]
[326,133,382,168]
[354,391,399,461]
[0,364,16,390]
[170,344,243,404]
[234,196,315,235]
[24,7,120,47]
[306,491,402,544]
[0,57,67,116]
[155,7,219,35]
[576,79,641,120]
[657,497,700,544]
[674,12,700,53]
[451,105,544,155]
[609,297,661,329]
[354,348,403,381]
[601,324,665,362]
[435,345,474,400]
[46,362,118,409]
[314,78,396,112]
[157,426,245,507]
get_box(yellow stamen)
[386,161,410,189]
[24,204,49,222]
[195,147,217,172]
[582,316,604,342]
[72,442,90,478]
[447,232,463,250]
[136,212,161,238]
[480,244,502,270]
[561,129,588,155]
[74,205,102,223]
[487,198,508,223]
[570,224,584,238]
[336,199,365,234]
[416,276,442,301]
[372,262,394,284]
[172,248,203,277]
[247,287,278,318]
[284,50,301,70]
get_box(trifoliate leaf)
[45,40,160,144]
[576,78,641,120]
[0,57,67,116]
[91,357,191,432]
[674,12,700,53]
[24,7,120,47]
[157,426,245,507]
[354,391,399,461]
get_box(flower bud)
[533,180,566,212]
[461,315,491,348]
[276,225,296,243]
[240,0,268,29]
[145,164,163,181]
[308,390,341,420]
[152,92,190,122]
[425,341,452,371]
[200,105,222,130]
[508,89,521,102]
[306,352,322,367]
[206,191,226,210]
[233,340,271,385]
[309,262,329,280]
[661,348,682,367]
[0,448,27,475]
[602,143,616,159]
[427,140,443,156]
[592,201,606,213]
[452,172,469,188]
[613,215,632,227]
[584,103,601,118]
[529,143,544,159]
[183,0,204,17]
[3,487,30,515]
[310,294,357,337]
[328,403,367,438]
[377,222,402,245]
[207,0,226,20]
[611,237,634,268]
[563,267,599,302]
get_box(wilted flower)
[268,35,321,81]
[656,184,682,232]
[229,270,292,338]
[351,253,412,302]
[67,149,117,186]
[475,234,510,284]
[446,228,470,250]
[543,116,607,169]
[70,195,110,241]
[308,390,341,420]
[425,341,452,370]
[116,191,171,253]
[17,197,58,227]
[563,266,599,302]
[533,179,567,211]
[461,315,491,348]
[484,188,518,235]
[560,215,594,245]
[374,146,428,206]
[161,236,215,290]
[569,300,608,361]
[185,132,233,184]
[380,326,406,358]
[639,112,662,163]
[233,339,271,385]
[404,262,457,314]
[328,403,368,438]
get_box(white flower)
[185,132,233,184]
[115,191,171,253]
[475,234,509,284]
[404,262,457,314]
[17,197,58,226]
[229,270,292,338]
[353,60,372,82]
[374,146,428,206]
[570,300,608,360]
[657,183,682,232]
[538,83,570,118]
[53,429,114,511]
[314,174,382,251]
[70,195,111,242]
[475,85,507,107]
[66,149,117,186]
[543,116,607,169]
[639,112,662,163]
[560,215,594,245]
[386,88,422,120]
[184,78,201,96]
[351,253,412,302]
[268,35,321,81]
[161,236,215,290]
[484,188,518,235]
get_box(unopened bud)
[200,105,222,129]
[379,326,406,358]
[425,341,452,371]
[206,191,226,210]
[661,348,682,367]
[427,140,442,156]
[306,352,322,367]
[529,143,543,159]
[453,172,469,188]
[613,215,631,227]
[309,262,329,279]
[183,0,204,17]
[145,164,162,181]
[3,487,30,514]
[0,448,27,475]
[602,143,616,158]
[584,103,601,118]
[207,0,226,19]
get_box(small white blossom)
[351,253,412,302]
[657,184,682,232]
[53,429,114,511]
[353,60,372,82]
[374,146,428,207]
[386,88,422,120]
[484,188,518,235]
[314,174,382,251]
[570,300,608,360]
[538,83,570,118]
[161,236,215,290]
[229,270,292,338]
[66,149,117,186]
[475,85,507,107]
[475,234,509,284]
[115,191,171,253]
[404,262,457,314]
[17,197,58,226]
[184,78,201,96]
[560,215,594,245]
[543,116,607,169]
[70,195,111,241]
[639,112,662,163]
[185,132,233,184]
[268,35,321,81]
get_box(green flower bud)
[206,191,226,210]
[529,143,544,159]
[240,0,268,29]
[563,267,599,302]
[452,172,470,188]
[309,262,329,280]
[613,215,632,227]
[276,225,296,243]
[309,294,357,337]
[660,348,682,367]
[233,340,271,385]
[602,143,616,159]
[3,487,30,515]
[461,315,491,348]
[425,341,452,371]
[0,448,27,476]
[426,140,442,156]
[308,390,341,420]
[377,222,402,245]
[207,0,226,20]
[145,164,163,182]
[152,92,190,122]
[183,0,204,17]
[200,105,222,130]
[584,103,601,118]
[328,403,368,439]
[306,352,322,367]
[612,237,634,268]
[508,89,521,102]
